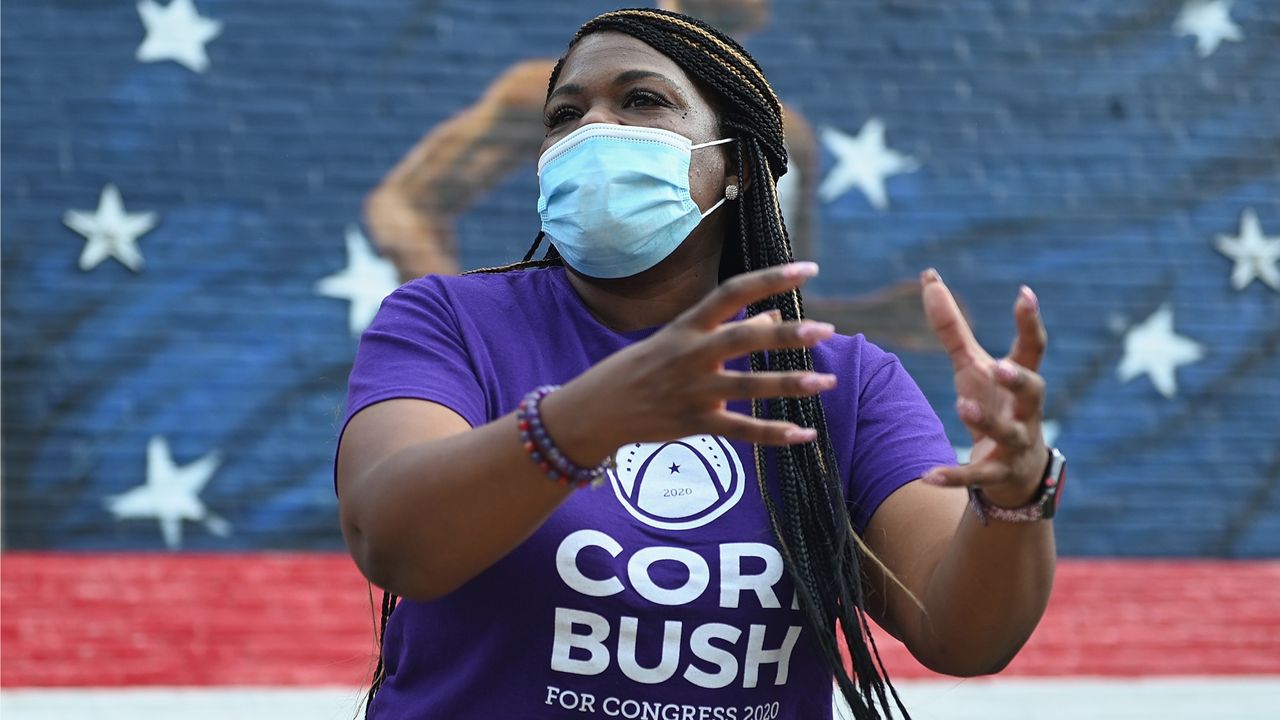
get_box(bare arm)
[337,264,840,600]
[363,60,555,280]
[861,271,1056,676]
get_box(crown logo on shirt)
[607,435,745,531]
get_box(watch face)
[1044,449,1066,517]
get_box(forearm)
[363,104,539,278]
[362,187,459,279]
[342,387,620,601]
[909,512,1056,675]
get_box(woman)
[336,8,1060,719]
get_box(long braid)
[363,590,398,719]
[365,8,907,718]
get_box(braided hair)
[367,9,908,718]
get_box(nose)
[578,103,623,128]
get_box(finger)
[1007,285,1048,371]
[744,309,784,325]
[696,318,835,364]
[920,268,985,372]
[993,360,1046,421]
[956,397,1031,451]
[705,411,817,446]
[709,370,838,400]
[679,262,818,330]
[920,460,1010,488]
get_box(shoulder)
[392,266,564,310]
[811,332,898,383]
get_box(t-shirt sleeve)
[846,349,957,532]
[341,278,487,432]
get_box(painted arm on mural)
[363,59,555,280]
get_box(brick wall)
[2,0,1279,698]
[1,1,1277,551]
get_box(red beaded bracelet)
[516,385,613,489]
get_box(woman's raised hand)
[561,262,838,453]
[918,269,1050,507]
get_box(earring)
[725,184,739,200]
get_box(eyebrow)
[546,70,683,103]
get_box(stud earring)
[725,184,739,200]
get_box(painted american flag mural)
[2,0,1278,717]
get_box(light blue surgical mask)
[537,123,735,279]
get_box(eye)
[625,89,671,109]
[544,104,581,128]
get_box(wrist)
[977,474,1043,509]
[967,447,1066,525]
[537,384,622,470]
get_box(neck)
[564,234,723,333]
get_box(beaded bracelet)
[516,385,614,489]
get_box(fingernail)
[802,373,838,391]
[766,309,783,322]
[797,322,836,342]
[957,397,983,422]
[920,268,941,284]
[995,360,1018,382]
[921,471,945,485]
[786,262,819,279]
[785,427,817,443]
[1020,285,1039,313]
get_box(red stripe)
[3,553,1278,687]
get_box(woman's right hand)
[542,261,837,464]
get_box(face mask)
[536,123,735,279]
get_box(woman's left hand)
[918,269,1049,507]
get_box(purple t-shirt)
[341,266,954,720]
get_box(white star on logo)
[1174,0,1242,57]
[1117,304,1205,399]
[106,436,230,550]
[316,225,401,336]
[1214,208,1280,292]
[136,0,223,73]
[818,118,919,210]
[63,184,159,272]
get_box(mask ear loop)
[692,137,738,219]
[690,137,736,151]
[700,196,728,220]
[700,181,741,219]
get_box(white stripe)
[2,678,1277,719]
[0,688,364,720]
[836,677,1280,719]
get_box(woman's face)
[541,31,732,215]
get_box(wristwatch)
[967,447,1066,525]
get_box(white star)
[955,420,1061,465]
[63,184,158,272]
[818,118,919,210]
[1117,304,1205,399]
[1214,208,1280,292]
[1174,0,1242,57]
[316,225,401,336]
[106,436,230,549]
[136,0,223,73]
